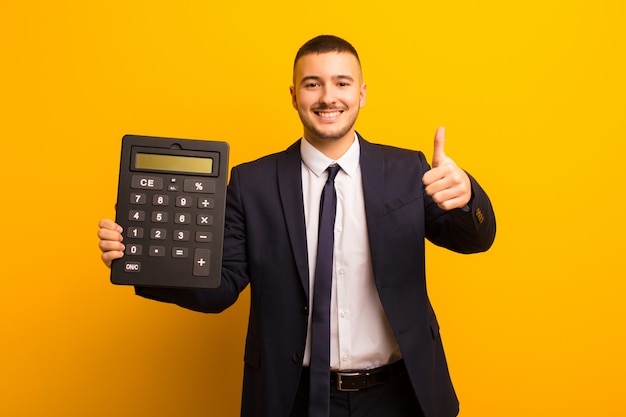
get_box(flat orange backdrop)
[2,1,624,416]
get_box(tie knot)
[327,164,340,181]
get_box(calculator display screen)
[135,152,214,175]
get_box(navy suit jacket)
[137,134,496,417]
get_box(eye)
[305,82,320,88]
[338,82,350,87]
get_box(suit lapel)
[276,135,386,297]
[358,134,385,279]
[277,140,310,298]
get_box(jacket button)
[302,306,308,314]
[292,353,302,363]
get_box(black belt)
[329,360,407,392]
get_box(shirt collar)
[300,132,360,178]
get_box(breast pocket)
[383,190,423,216]
[381,190,426,247]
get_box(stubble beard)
[299,107,359,142]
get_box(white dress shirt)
[300,134,402,371]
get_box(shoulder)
[359,132,424,156]
[358,133,429,172]
[232,139,301,174]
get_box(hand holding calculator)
[110,135,229,289]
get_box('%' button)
[183,178,215,193]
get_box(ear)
[359,83,367,108]
[290,85,298,110]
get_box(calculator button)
[123,261,141,272]
[130,193,146,204]
[174,213,191,224]
[127,227,144,239]
[193,248,211,276]
[176,196,193,207]
[126,244,143,256]
[149,246,166,257]
[151,211,168,223]
[167,178,179,191]
[152,195,169,206]
[173,230,190,241]
[150,228,167,240]
[129,210,145,221]
[131,175,164,190]
[197,214,213,225]
[172,247,189,258]
[195,231,212,242]
[184,178,215,194]
[198,198,215,209]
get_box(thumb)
[431,126,446,168]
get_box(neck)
[304,131,355,160]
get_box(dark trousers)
[290,366,424,417]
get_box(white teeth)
[317,111,341,118]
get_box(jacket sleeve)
[424,171,496,254]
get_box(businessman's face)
[291,52,366,147]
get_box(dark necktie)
[308,164,340,417]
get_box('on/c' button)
[124,261,141,272]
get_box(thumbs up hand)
[422,127,472,211]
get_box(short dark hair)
[294,35,361,69]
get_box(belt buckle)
[336,372,362,392]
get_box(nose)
[319,86,336,106]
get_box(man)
[98,35,496,417]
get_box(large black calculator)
[111,134,229,289]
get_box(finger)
[98,227,123,242]
[427,170,472,210]
[98,218,122,233]
[99,238,125,269]
[429,183,464,206]
[99,236,125,251]
[431,126,446,168]
[434,195,468,211]
[101,249,124,268]
[422,159,453,188]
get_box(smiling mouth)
[314,110,343,119]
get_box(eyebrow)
[299,74,355,86]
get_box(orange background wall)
[2,1,625,416]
